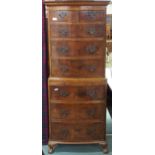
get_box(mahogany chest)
[44,0,110,153]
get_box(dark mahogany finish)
[45,0,110,153]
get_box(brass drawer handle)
[85,65,96,72]
[87,27,97,35]
[59,28,69,37]
[58,11,67,19]
[86,45,97,54]
[60,128,69,138]
[75,128,81,133]
[57,46,69,55]
[85,11,97,19]
[59,89,69,97]
[60,109,69,118]
[87,89,97,99]
[60,65,69,73]
[86,109,96,117]
[87,127,96,136]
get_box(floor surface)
[42,110,112,155]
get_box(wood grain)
[50,40,105,57]
[45,0,110,153]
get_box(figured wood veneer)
[45,0,110,153]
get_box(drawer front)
[79,10,105,22]
[49,10,105,23]
[50,10,78,22]
[77,104,106,120]
[50,103,106,121]
[50,24,105,38]
[49,85,106,101]
[50,104,76,120]
[51,59,105,77]
[50,122,105,141]
[51,40,105,57]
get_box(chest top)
[44,0,110,6]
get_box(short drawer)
[49,85,106,101]
[79,10,106,22]
[49,122,105,141]
[50,40,105,57]
[50,10,78,22]
[50,59,105,77]
[50,103,106,121]
[50,24,105,38]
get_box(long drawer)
[50,59,105,77]
[49,122,106,141]
[49,84,106,101]
[48,78,107,100]
[50,24,105,38]
[50,40,105,57]
[50,103,106,121]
